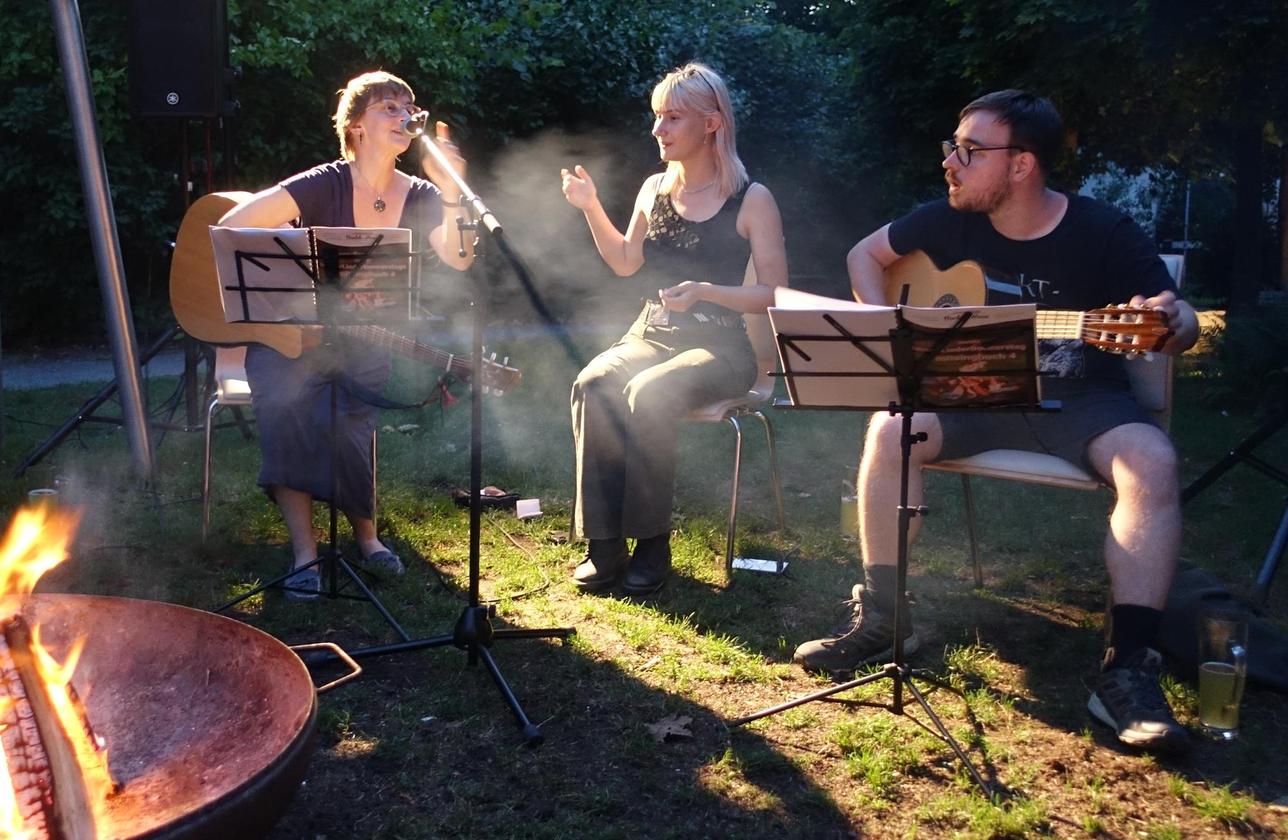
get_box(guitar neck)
[338,325,471,376]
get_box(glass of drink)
[1197,608,1248,740]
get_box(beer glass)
[1197,609,1248,740]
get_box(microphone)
[401,111,429,137]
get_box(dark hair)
[960,89,1063,175]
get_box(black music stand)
[730,301,1046,799]
[209,225,415,640]
[295,143,574,746]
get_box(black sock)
[1105,604,1163,669]
[863,565,899,612]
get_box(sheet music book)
[767,288,1040,410]
[209,226,413,325]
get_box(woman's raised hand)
[560,164,598,210]
[422,120,466,192]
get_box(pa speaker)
[128,0,227,118]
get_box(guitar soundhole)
[933,294,960,308]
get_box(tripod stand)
[731,302,1047,799]
[1181,405,1288,604]
[303,137,573,746]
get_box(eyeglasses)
[367,99,422,120]
[941,139,1024,166]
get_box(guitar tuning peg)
[489,351,497,361]
[502,356,510,366]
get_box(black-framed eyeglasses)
[941,139,1024,166]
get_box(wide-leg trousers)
[570,311,756,540]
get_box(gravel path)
[2,347,187,391]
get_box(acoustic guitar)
[884,250,1174,355]
[169,191,520,393]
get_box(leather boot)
[623,534,671,595]
[573,538,629,591]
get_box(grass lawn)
[1,325,1286,839]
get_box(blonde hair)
[333,70,415,160]
[650,62,748,198]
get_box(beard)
[947,174,1012,214]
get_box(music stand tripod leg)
[731,409,995,800]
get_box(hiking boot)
[793,585,918,677]
[573,538,629,591]
[622,534,671,596]
[1088,647,1190,753]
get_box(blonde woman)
[220,70,472,598]
[560,62,788,595]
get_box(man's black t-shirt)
[887,194,1177,389]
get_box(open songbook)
[209,225,413,325]
[767,287,1041,411]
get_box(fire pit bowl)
[11,593,318,839]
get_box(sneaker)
[353,549,405,578]
[793,585,918,677]
[1087,647,1190,753]
[283,566,321,601]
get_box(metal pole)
[49,0,153,483]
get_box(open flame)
[0,504,113,839]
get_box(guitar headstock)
[1081,306,1174,356]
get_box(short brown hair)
[960,89,1063,175]
[334,70,415,160]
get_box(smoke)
[416,127,662,485]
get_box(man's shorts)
[935,381,1157,480]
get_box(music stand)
[289,141,574,746]
[208,225,416,640]
[730,299,1047,799]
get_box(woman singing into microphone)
[219,70,472,599]
[560,62,788,595]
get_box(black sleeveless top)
[639,184,750,319]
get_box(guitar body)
[169,191,522,391]
[883,250,1173,355]
[884,250,986,308]
[169,191,309,358]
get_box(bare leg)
[272,485,318,570]
[346,514,388,559]
[857,411,944,572]
[1086,423,1181,609]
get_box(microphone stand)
[321,123,575,745]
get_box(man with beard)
[794,90,1199,753]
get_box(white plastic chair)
[200,345,378,540]
[202,345,253,540]
[925,254,1185,586]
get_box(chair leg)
[754,410,786,531]
[202,397,220,542]
[724,415,745,578]
[959,474,984,587]
[370,430,378,531]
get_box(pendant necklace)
[679,177,717,196]
[352,164,387,212]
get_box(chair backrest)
[1125,253,1184,430]
[741,258,779,403]
[213,345,251,402]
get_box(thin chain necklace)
[678,176,718,196]
[351,163,387,213]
